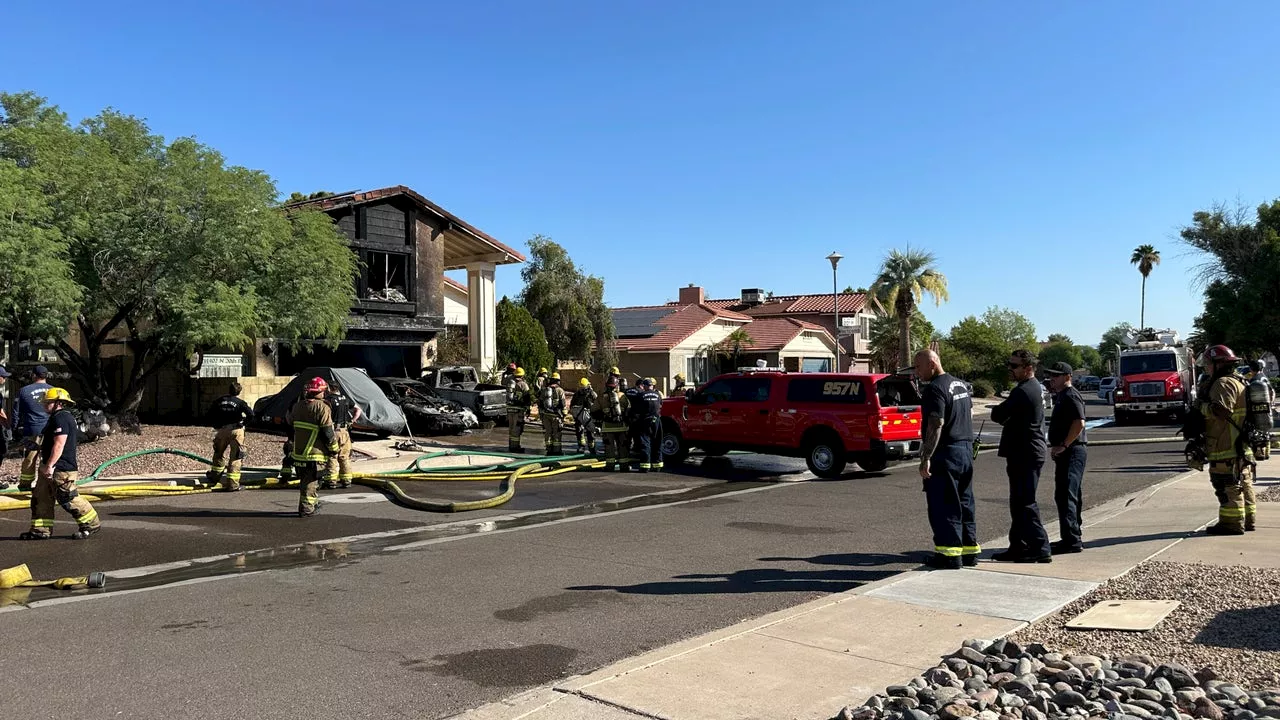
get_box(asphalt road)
[1,401,1194,720]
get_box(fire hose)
[0,448,606,514]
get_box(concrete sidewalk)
[453,467,1277,720]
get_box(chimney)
[678,284,705,306]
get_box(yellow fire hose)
[0,563,106,590]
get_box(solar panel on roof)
[612,307,676,338]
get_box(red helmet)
[1203,345,1239,364]
[507,362,517,371]
[305,377,328,394]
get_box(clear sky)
[4,1,1277,347]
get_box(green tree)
[1130,244,1161,330]
[519,236,616,369]
[869,248,949,367]
[869,311,933,373]
[496,297,554,375]
[717,328,756,370]
[0,92,357,416]
[1097,322,1135,373]
[1077,346,1106,376]
[944,316,1009,385]
[1046,333,1072,344]
[1040,342,1083,371]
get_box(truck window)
[876,378,922,408]
[786,378,867,404]
[1120,353,1177,375]
[699,380,733,403]
[728,378,772,402]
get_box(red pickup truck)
[660,370,924,478]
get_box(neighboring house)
[611,295,838,394]
[443,276,469,329]
[668,286,878,372]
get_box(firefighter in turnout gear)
[323,386,362,489]
[540,373,567,455]
[634,378,664,472]
[20,388,100,540]
[290,377,340,517]
[672,373,688,393]
[594,377,630,470]
[206,382,254,491]
[570,377,599,455]
[1200,345,1257,535]
[507,368,533,453]
[1247,360,1274,460]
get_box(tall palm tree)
[1130,244,1161,330]
[718,328,756,370]
[870,249,950,367]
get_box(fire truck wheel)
[855,452,888,473]
[803,431,847,479]
[661,422,689,464]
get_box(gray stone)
[1135,691,1166,703]
[928,668,962,686]
[886,698,920,711]
[941,704,979,720]
[1231,711,1256,720]
[974,690,1000,706]
[1132,700,1169,714]
[1221,688,1249,704]
[977,711,1000,720]
[937,688,967,706]
[842,707,878,720]
[917,690,939,708]
[1178,690,1209,705]
[1046,659,1075,671]
[1155,664,1199,690]
[911,676,931,690]
[1004,680,1036,699]
[1151,679,1175,695]
[963,639,989,651]
[1247,700,1267,713]
[955,647,990,665]
[1057,669,1087,685]
[1195,699,1226,720]
[1123,705,1157,720]
[1257,710,1280,720]
[1001,694,1026,709]
[904,710,932,720]
[1044,653,1064,663]
[1105,670,1122,681]
[966,678,990,692]
[989,673,1017,687]
[1195,668,1221,686]
[1021,643,1045,658]
[866,696,886,710]
[1017,659,1035,677]
[888,687,917,699]
[972,666,990,681]
[984,640,1009,657]
[1118,679,1151,689]
[1024,706,1047,720]
[1120,663,1155,681]
[1056,691,1088,708]
[1068,655,1105,670]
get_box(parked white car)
[1098,377,1118,404]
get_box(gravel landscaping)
[1009,561,1280,689]
[1,425,286,484]
[1256,484,1280,503]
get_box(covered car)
[372,377,478,435]
[254,367,408,435]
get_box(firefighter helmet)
[550,372,561,381]
[674,373,685,381]
[578,377,590,388]
[606,377,618,388]
[42,387,75,405]
[514,367,526,378]
[507,362,517,371]
[1203,345,1239,365]
[305,377,329,394]
[640,377,653,387]
[537,368,548,376]
[608,366,620,375]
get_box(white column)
[467,261,497,374]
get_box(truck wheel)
[804,432,847,479]
[855,452,889,473]
[661,422,689,464]
[1114,409,1130,426]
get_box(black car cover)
[253,367,408,435]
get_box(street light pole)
[827,252,843,373]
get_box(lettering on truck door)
[684,379,733,442]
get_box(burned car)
[372,377,478,435]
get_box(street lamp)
[827,252,843,373]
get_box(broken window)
[366,251,411,302]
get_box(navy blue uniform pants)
[1053,445,1087,549]
[926,444,979,559]
[636,417,663,470]
[1006,457,1050,557]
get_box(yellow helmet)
[514,367,526,377]
[609,366,620,375]
[538,368,548,375]
[43,387,75,405]
[578,377,591,388]
[674,373,685,380]
[550,372,561,380]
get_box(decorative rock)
[954,648,989,665]
[1017,659,1034,677]
[1043,653,1064,664]
[888,686,917,699]
[911,677,931,690]
[1154,665,1199,690]
[1154,679,1176,695]
[989,673,1016,687]
[1135,690,1166,703]
[975,690,999,707]
[1024,706,1047,720]
[1231,711,1257,720]
[1068,655,1104,671]
[941,704,979,720]
[1195,698,1226,720]
[1055,690,1088,708]
[965,678,989,692]
[936,688,966,706]
[866,696,886,710]
[984,640,1009,657]
[903,710,932,720]
[1248,700,1268,713]
[1132,700,1170,714]
[976,711,1000,720]
[840,707,878,720]
[1001,694,1026,709]
[1004,680,1036,699]
[886,697,920,711]
[1029,695,1050,714]
[1057,669,1087,685]
[1195,668,1221,686]
[1222,688,1250,704]
[928,668,961,686]
[1053,682,1075,694]
[1178,690,1209,705]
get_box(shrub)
[971,379,995,398]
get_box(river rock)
[928,668,961,686]
[903,710,932,720]
[887,686,916,699]
[941,703,978,720]
[954,647,989,665]
[1221,688,1249,704]
[1195,699,1226,720]
[974,690,999,707]
[1055,690,1088,708]
[1154,664,1199,690]
[965,678,989,693]
[1153,678,1176,695]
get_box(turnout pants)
[280,440,295,481]
[1005,457,1050,558]
[209,426,246,490]
[1210,459,1256,532]
[30,471,99,537]
[19,435,42,490]
[542,414,563,455]
[1053,445,1087,549]
[324,428,353,486]
[602,427,629,471]
[574,409,597,455]
[636,417,663,471]
[508,409,526,452]
[925,444,979,560]
[297,461,322,517]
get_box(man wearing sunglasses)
[989,349,1052,563]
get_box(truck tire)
[661,421,688,464]
[855,451,889,473]
[1114,409,1130,426]
[804,431,847,479]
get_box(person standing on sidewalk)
[1044,362,1088,554]
[570,377,598,456]
[914,349,978,570]
[13,365,53,492]
[205,382,254,491]
[322,385,362,489]
[1200,345,1255,535]
[594,377,630,470]
[506,368,532,453]
[290,377,340,517]
[990,349,1052,563]
[21,388,100,540]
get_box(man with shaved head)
[914,349,978,570]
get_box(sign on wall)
[198,354,245,378]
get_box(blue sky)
[3,1,1277,347]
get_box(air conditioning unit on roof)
[740,288,765,305]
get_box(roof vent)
[740,288,765,305]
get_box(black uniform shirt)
[922,373,974,447]
[40,409,78,472]
[209,394,253,429]
[991,377,1048,462]
[1048,385,1088,447]
[639,390,662,418]
[624,387,643,421]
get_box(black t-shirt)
[992,377,1048,462]
[209,395,253,429]
[40,409,78,472]
[922,373,974,446]
[1048,385,1088,447]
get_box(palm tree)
[1130,245,1161,331]
[870,249,950,367]
[718,328,756,370]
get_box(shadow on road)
[113,510,297,519]
[759,552,925,567]
[1079,531,1196,549]
[1194,604,1280,651]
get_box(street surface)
[1,399,1193,719]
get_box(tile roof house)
[610,291,839,393]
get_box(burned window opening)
[366,251,411,302]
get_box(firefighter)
[13,365,53,492]
[672,373,688,393]
[634,378,664,472]
[20,388,100,540]
[539,372,567,455]
[623,377,643,463]
[290,377,340,517]
[278,440,295,484]
[323,385,362,489]
[1201,345,1256,534]
[506,367,533,453]
[205,382,254,491]
[534,368,548,394]
[594,377,630,470]
[1247,360,1275,460]
[914,350,977,570]
[501,362,517,390]
[607,366,622,387]
[570,377,599,455]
